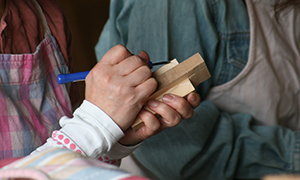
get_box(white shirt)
[33,100,139,164]
[206,0,300,130]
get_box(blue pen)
[57,71,90,84]
[57,60,169,84]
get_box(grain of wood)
[131,53,210,130]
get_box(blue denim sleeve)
[95,0,136,61]
[134,101,300,180]
[94,0,250,97]
[95,0,218,98]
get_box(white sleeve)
[33,100,139,160]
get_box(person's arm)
[34,92,200,165]
[101,92,201,165]
[33,100,125,160]
[34,44,155,160]
[93,1,294,180]
[33,45,200,165]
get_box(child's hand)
[85,45,157,131]
[119,92,201,145]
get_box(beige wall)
[57,0,110,97]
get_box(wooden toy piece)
[131,53,211,130]
[263,175,300,180]
[132,60,195,130]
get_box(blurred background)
[57,0,110,98]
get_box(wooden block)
[158,53,210,87]
[131,53,211,130]
[132,78,195,130]
[263,175,300,180]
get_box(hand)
[119,92,201,145]
[85,45,157,131]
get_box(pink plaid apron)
[0,0,72,159]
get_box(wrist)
[118,137,143,146]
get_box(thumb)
[187,92,201,109]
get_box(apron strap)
[30,0,52,37]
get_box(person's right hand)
[85,45,157,131]
[119,92,201,145]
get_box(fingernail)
[190,93,198,102]
[148,100,159,107]
[163,94,175,103]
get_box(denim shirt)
[95,0,250,97]
[95,0,299,179]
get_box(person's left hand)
[119,92,201,145]
[85,45,157,131]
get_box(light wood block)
[263,175,300,180]
[131,53,210,130]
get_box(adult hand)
[85,45,157,131]
[119,92,201,145]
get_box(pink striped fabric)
[0,147,150,180]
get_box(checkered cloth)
[0,36,72,159]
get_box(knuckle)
[115,83,123,92]
[141,112,160,132]
[150,121,160,132]
[101,72,112,84]
[114,44,126,52]
[185,110,194,119]
[114,44,130,58]
[151,78,158,88]
[125,90,143,106]
[165,114,181,127]
[140,66,152,78]
[131,55,143,65]
[174,113,182,124]
[132,55,150,68]
[177,101,186,112]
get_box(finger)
[135,77,157,101]
[117,50,150,76]
[147,99,182,128]
[100,44,132,65]
[162,94,194,119]
[125,65,152,86]
[137,109,161,135]
[118,109,161,145]
[186,92,201,109]
[138,50,150,62]
[117,55,149,76]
